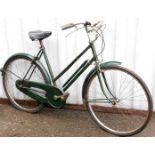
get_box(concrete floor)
[0,104,154,137]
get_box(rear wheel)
[2,55,49,113]
[83,66,153,136]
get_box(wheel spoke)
[85,66,152,136]
[3,57,46,112]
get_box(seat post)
[39,40,45,49]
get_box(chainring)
[46,86,66,108]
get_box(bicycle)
[1,21,153,136]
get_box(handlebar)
[92,21,100,27]
[61,21,105,58]
[61,23,75,30]
[61,21,103,31]
[61,21,92,31]
[61,21,105,45]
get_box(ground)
[0,104,154,137]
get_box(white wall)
[0,0,155,110]
[0,17,155,110]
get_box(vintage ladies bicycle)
[1,21,153,136]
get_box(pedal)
[54,92,69,101]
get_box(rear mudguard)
[82,61,121,99]
[2,53,51,84]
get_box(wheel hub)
[111,99,119,105]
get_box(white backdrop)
[0,0,154,154]
[0,17,155,110]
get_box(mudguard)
[99,61,121,69]
[2,53,51,84]
[82,61,121,99]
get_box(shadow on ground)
[0,104,154,137]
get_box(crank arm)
[54,92,69,101]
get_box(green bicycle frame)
[36,41,96,91]
[21,24,119,103]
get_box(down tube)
[63,58,94,91]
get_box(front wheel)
[83,66,153,136]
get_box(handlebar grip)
[61,23,75,30]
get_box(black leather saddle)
[29,30,52,41]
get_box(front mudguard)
[99,61,121,69]
[2,53,52,85]
[82,61,121,99]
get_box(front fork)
[96,67,116,104]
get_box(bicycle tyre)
[83,66,153,136]
[2,54,49,113]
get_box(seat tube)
[39,40,56,86]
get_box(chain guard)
[16,80,66,108]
